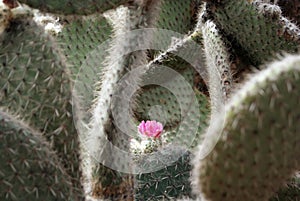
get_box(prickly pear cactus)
[203,0,300,66]
[0,12,84,196]
[193,55,300,201]
[0,0,299,200]
[0,110,81,201]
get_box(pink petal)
[138,120,146,135]
[138,120,163,138]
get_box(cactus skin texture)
[135,67,196,128]
[0,110,80,201]
[57,15,113,126]
[193,55,300,201]
[58,15,112,78]
[135,146,195,201]
[154,0,199,33]
[17,0,130,15]
[204,0,300,66]
[0,17,82,192]
[145,0,200,62]
[201,19,233,105]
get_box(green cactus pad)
[58,14,112,78]
[155,0,199,33]
[0,110,80,201]
[202,19,233,103]
[0,18,81,189]
[193,54,300,201]
[205,0,299,66]
[18,0,130,15]
[57,15,112,126]
[134,67,196,128]
[146,0,200,61]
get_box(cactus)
[201,19,233,105]
[135,67,196,127]
[274,0,300,25]
[17,0,130,15]
[0,0,299,200]
[193,54,300,201]
[134,85,210,199]
[58,14,113,129]
[0,13,83,194]
[203,0,300,66]
[0,110,81,200]
[85,3,157,199]
[154,0,199,33]
[135,146,194,201]
[58,14,112,77]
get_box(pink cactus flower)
[138,120,163,138]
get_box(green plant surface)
[17,0,130,15]
[193,54,300,201]
[135,146,194,201]
[0,17,82,191]
[204,0,300,66]
[202,19,233,105]
[0,110,81,201]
